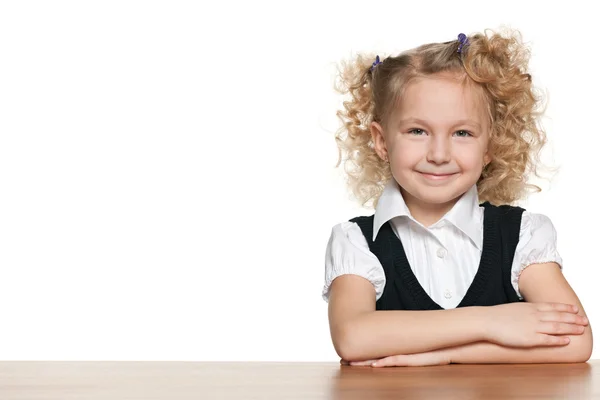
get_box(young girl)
[323,28,593,367]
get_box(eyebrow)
[397,118,482,130]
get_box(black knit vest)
[350,202,525,310]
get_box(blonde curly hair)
[334,27,549,209]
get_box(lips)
[418,172,458,181]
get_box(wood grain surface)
[0,361,597,399]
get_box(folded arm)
[331,263,592,364]
[328,275,489,361]
[448,263,592,364]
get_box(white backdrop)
[0,0,597,361]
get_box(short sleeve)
[322,221,386,303]
[511,211,564,299]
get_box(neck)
[400,188,460,227]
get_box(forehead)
[395,74,488,127]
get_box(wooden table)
[0,361,598,399]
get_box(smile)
[418,172,458,181]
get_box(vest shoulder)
[480,201,526,213]
[349,215,374,224]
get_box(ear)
[370,121,388,161]
[483,143,494,166]
[483,127,493,165]
[483,151,491,166]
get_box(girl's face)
[371,73,491,215]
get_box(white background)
[0,1,597,361]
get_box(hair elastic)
[457,33,469,53]
[370,55,382,71]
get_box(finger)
[340,359,349,365]
[371,355,403,367]
[349,359,379,366]
[537,303,578,313]
[372,353,450,367]
[539,312,588,325]
[537,334,571,346]
[538,322,586,335]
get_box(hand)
[485,302,588,348]
[341,349,452,368]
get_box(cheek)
[454,146,485,169]
[392,141,423,164]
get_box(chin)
[404,183,469,205]
[415,191,461,205]
[396,171,477,203]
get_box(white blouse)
[322,180,563,309]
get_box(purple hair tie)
[370,55,382,71]
[457,33,469,53]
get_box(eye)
[408,128,426,136]
[454,130,473,137]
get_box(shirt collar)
[372,179,411,241]
[442,184,483,249]
[372,180,483,249]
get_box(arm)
[328,274,488,361]
[449,263,593,364]
[350,262,592,367]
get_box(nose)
[426,135,451,164]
